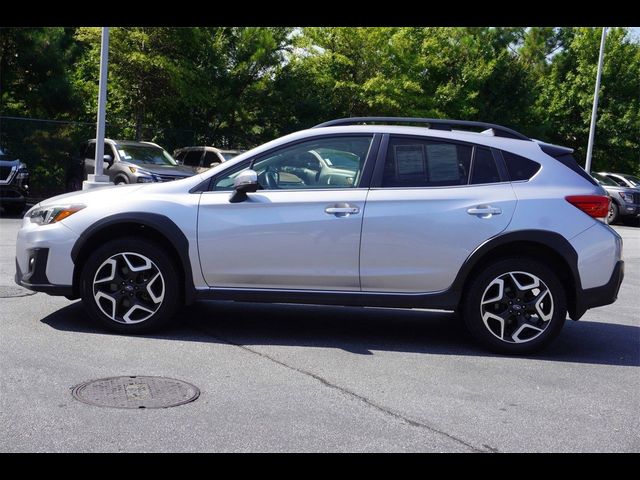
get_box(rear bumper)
[572,260,624,320]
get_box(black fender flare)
[70,212,196,304]
[448,229,582,318]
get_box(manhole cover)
[0,285,37,298]
[71,376,200,409]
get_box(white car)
[15,117,624,354]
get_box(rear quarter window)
[502,151,541,181]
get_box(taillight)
[565,195,610,220]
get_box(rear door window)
[382,137,472,187]
[470,147,501,185]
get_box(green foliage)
[1,25,639,199]
[534,27,640,175]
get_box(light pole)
[585,27,608,174]
[83,27,113,190]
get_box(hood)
[599,184,640,195]
[130,163,199,176]
[0,159,21,167]
[36,183,145,208]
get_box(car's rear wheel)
[462,258,566,354]
[80,237,181,333]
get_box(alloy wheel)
[92,252,165,324]
[480,271,554,344]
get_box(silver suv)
[66,139,199,190]
[16,118,624,354]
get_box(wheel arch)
[452,230,582,320]
[70,212,196,304]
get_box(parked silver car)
[17,117,624,354]
[66,139,199,191]
[174,146,245,173]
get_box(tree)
[535,27,640,174]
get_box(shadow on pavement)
[41,300,640,367]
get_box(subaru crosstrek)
[15,118,624,354]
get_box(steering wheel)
[264,167,279,189]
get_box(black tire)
[608,201,619,225]
[114,176,128,185]
[80,237,181,334]
[462,258,567,355]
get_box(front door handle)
[467,206,502,218]
[325,204,360,217]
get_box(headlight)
[29,204,86,225]
[16,162,29,179]
[618,192,633,202]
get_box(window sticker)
[394,144,426,179]
[426,144,459,182]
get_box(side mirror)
[230,169,258,203]
[104,155,113,168]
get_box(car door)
[197,134,378,291]
[360,135,517,293]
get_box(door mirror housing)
[104,154,113,168]
[230,169,259,203]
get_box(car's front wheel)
[80,237,181,333]
[462,258,567,354]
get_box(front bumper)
[15,249,74,296]
[619,203,640,217]
[15,217,78,295]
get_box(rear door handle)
[325,204,360,216]
[467,206,502,217]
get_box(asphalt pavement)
[1,214,638,452]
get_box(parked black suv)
[0,147,29,215]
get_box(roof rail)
[312,117,531,141]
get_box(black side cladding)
[536,141,599,187]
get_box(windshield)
[621,174,640,187]
[592,172,619,186]
[117,145,177,166]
